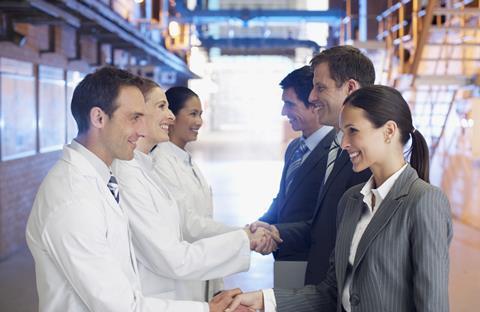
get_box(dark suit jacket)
[259,129,336,260]
[275,148,371,283]
[274,165,453,312]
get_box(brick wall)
[0,23,93,259]
[0,151,61,260]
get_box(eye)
[348,127,358,134]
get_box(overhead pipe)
[174,0,345,26]
[199,37,321,52]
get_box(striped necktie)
[285,140,309,194]
[107,175,120,203]
[323,139,340,184]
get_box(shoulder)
[408,180,450,213]
[285,137,301,154]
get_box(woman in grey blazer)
[227,85,453,312]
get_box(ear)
[345,79,361,95]
[89,107,107,129]
[383,120,398,142]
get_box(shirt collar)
[165,141,191,165]
[303,126,334,151]
[134,149,154,170]
[360,163,408,212]
[70,139,111,184]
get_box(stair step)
[414,74,475,86]
[421,58,480,61]
[433,7,480,16]
[430,25,480,31]
[426,42,480,46]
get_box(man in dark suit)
[257,66,335,261]
[252,46,375,285]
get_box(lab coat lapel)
[62,146,124,218]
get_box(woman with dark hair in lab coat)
[151,86,239,300]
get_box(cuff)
[262,288,277,312]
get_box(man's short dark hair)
[310,45,375,88]
[71,66,144,134]
[279,66,313,107]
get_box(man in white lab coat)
[26,67,240,312]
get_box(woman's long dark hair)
[165,86,199,116]
[343,85,430,182]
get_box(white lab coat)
[151,142,240,300]
[26,145,207,312]
[152,142,237,241]
[112,150,250,302]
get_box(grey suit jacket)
[275,165,453,312]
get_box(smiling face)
[169,95,203,148]
[309,62,352,128]
[339,104,389,173]
[100,85,146,162]
[281,87,319,137]
[144,87,175,144]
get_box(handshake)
[244,221,282,255]
[209,289,264,312]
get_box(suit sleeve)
[410,186,452,312]
[274,220,312,255]
[119,166,251,281]
[274,250,338,312]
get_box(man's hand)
[209,288,242,312]
[244,225,281,255]
[247,221,282,255]
[226,291,264,312]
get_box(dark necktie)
[285,140,309,194]
[107,175,120,203]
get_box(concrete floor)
[1,135,479,311]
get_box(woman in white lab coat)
[150,87,235,299]
[112,79,265,302]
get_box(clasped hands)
[209,289,264,312]
[244,221,282,255]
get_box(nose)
[281,104,287,116]
[168,109,175,122]
[308,89,317,104]
[196,115,203,128]
[137,116,147,138]
[340,133,350,150]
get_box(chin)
[352,163,368,172]
[119,150,135,161]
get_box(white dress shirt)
[112,150,251,303]
[26,141,206,312]
[301,126,334,163]
[262,163,408,312]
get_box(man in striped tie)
[250,46,375,287]
[255,66,335,265]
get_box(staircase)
[378,0,480,159]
